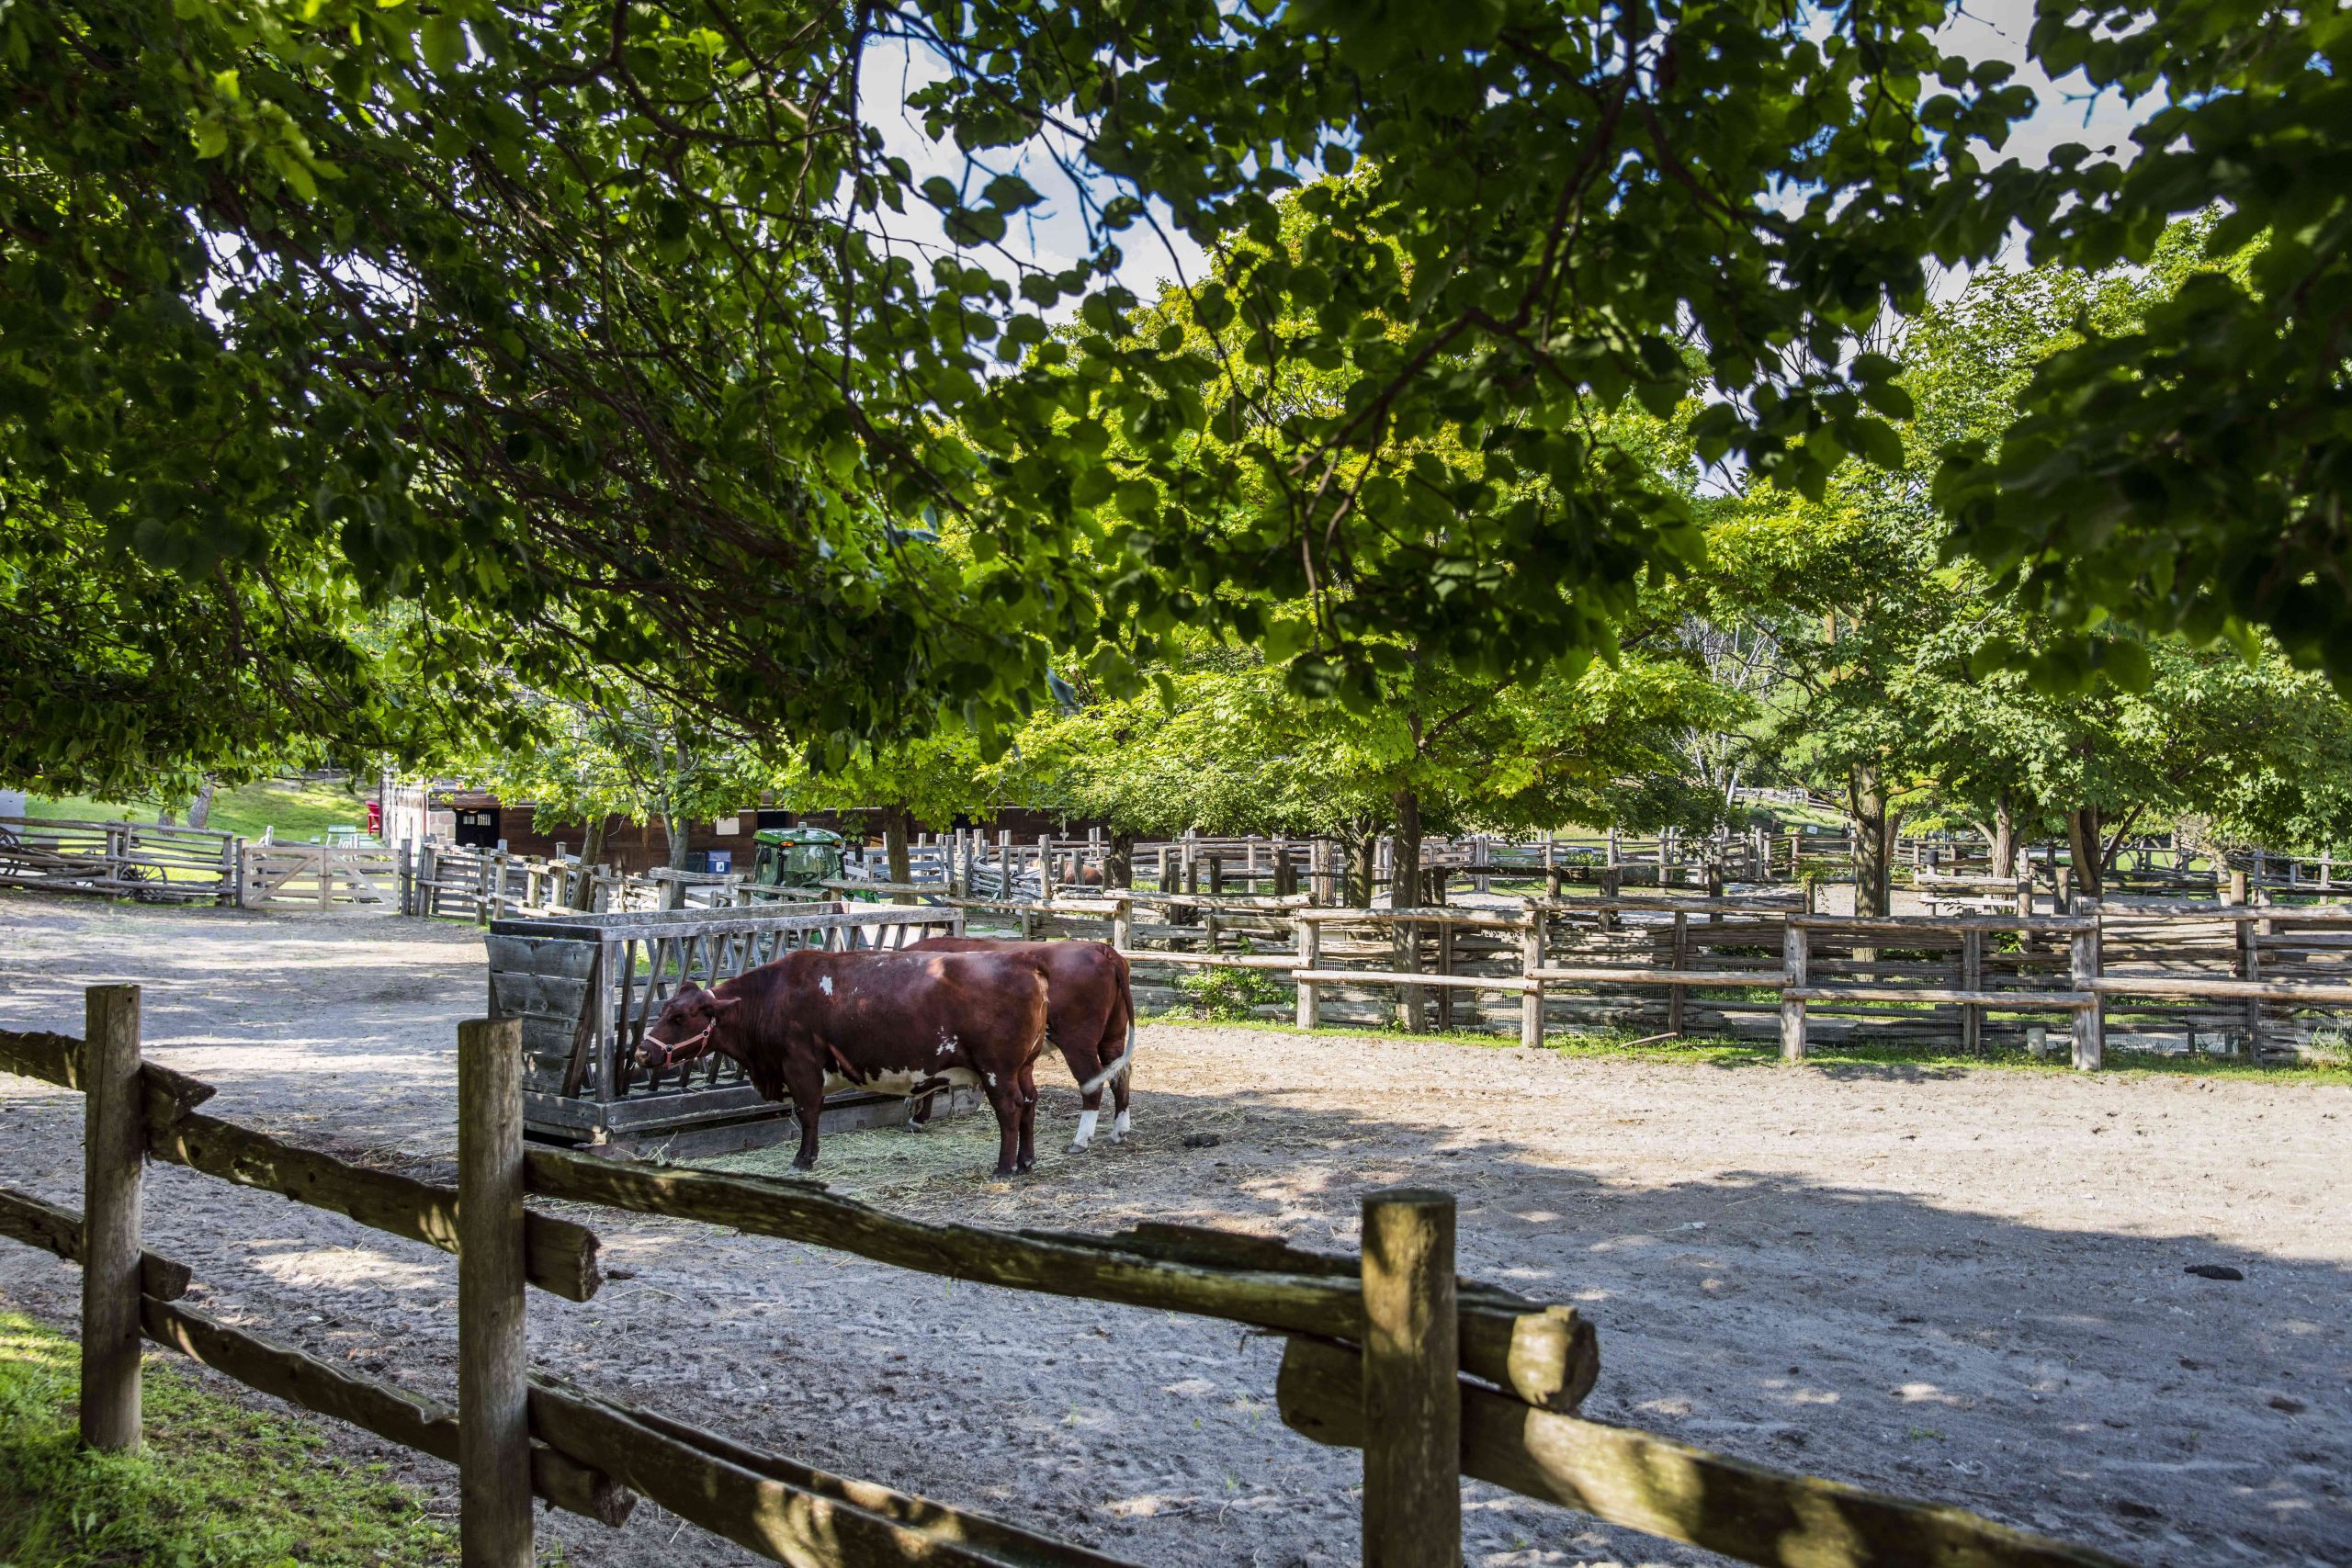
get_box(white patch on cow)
[818,974,834,997]
[824,1066,981,1100]
[984,1071,997,1089]
[1112,1109,1132,1140]
[1070,1109,1100,1152]
[934,1033,958,1059]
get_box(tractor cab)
[751,826,844,890]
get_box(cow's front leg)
[985,1071,1023,1177]
[786,1055,827,1169]
[1015,1061,1040,1174]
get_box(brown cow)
[636,948,1050,1175]
[910,937,1135,1151]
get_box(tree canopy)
[7,1,2349,812]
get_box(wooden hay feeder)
[487,901,970,1154]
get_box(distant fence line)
[0,991,2125,1568]
[10,812,2348,917]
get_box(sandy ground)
[0,892,2346,1567]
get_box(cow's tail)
[1076,953,1136,1097]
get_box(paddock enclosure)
[0,891,2345,1566]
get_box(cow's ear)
[711,995,741,1014]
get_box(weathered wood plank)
[141,1295,631,1527]
[458,1016,533,1566]
[1362,1191,1461,1568]
[529,1382,1133,1568]
[81,985,144,1452]
[1277,1337,2130,1568]
[151,1111,602,1303]
[487,971,594,1021]
[534,1382,1135,1567]
[1532,967,1787,988]
[0,1183,192,1300]
[485,934,603,980]
[0,1027,216,1125]
[1785,987,2092,1007]
[526,1152,1596,1414]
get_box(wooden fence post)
[81,983,144,1452]
[1961,930,1984,1055]
[1396,915,1423,1034]
[1436,917,1456,1032]
[1360,1190,1461,1568]
[1037,834,1056,904]
[1112,898,1134,953]
[1780,920,1808,1062]
[458,1016,533,1568]
[1668,911,1689,1037]
[1295,918,1321,1030]
[2068,923,2103,1072]
[1519,916,1544,1050]
[2242,908,2265,1061]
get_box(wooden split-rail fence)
[0,988,2128,1568]
[792,885,2352,1066]
[0,815,243,904]
[0,816,402,909]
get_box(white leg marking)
[1111,1108,1131,1141]
[1070,1108,1099,1152]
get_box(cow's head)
[639,983,741,1073]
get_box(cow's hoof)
[992,1164,1018,1178]
[792,1157,818,1171]
[1068,1137,1091,1154]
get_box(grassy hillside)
[19,778,373,843]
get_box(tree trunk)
[1989,792,2016,877]
[1344,820,1380,908]
[1391,788,1424,1030]
[884,807,912,904]
[1850,767,1894,919]
[1106,830,1135,890]
[663,812,693,871]
[2066,806,2105,900]
[186,780,216,832]
[1390,789,1422,911]
[569,815,608,910]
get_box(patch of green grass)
[0,1310,457,1567]
[22,779,371,844]
[1140,1014,2352,1083]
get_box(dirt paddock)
[0,892,2346,1566]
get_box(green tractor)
[750,826,845,891]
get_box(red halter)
[640,1018,718,1071]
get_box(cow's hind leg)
[1068,1052,1105,1152]
[1107,1005,1135,1142]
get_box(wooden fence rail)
[0,988,2130,1567]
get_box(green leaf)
[422,13,468,73]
